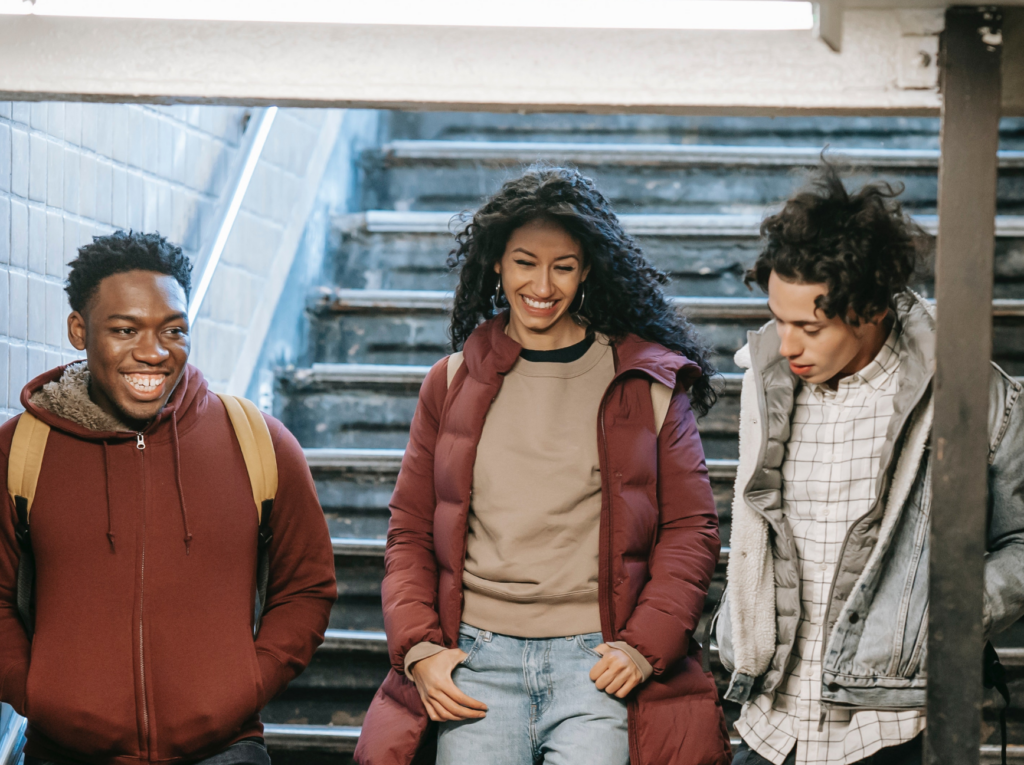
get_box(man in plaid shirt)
[717,164,1024,765]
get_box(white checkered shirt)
[735,328,925,764]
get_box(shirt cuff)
[608,641,654,682]
[403,642,447,681]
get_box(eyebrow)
[106,312,188,324]
[767,303,821,327]
[511,248,580,261]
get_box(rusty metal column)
[926,7,1003,765]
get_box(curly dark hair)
[746,160,929,323]
[446,165,717,416]
[66,230,192,314]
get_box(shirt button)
[820,562,828,572]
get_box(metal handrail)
[188,106,278,326]
[0,703,27,765]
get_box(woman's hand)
[589,644,643,698]
[409,648,488,722]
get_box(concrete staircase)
[261,111,1024,763]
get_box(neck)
[826,314,893,390]
[506,313,587,351]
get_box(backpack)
[445,350,673,434]
[6,394,277,639]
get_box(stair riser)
[314,470,735,539]
[307,312,1024,377]
[386,112,1023,149]
[331,228,1024,298]
[366,162,1024,216]
[281,386,740,452]
[308,313,756,373]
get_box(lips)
[519,294,559,317]
[789,362,813,375]
[122,372,169,401]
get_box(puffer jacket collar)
[464,312,701,390]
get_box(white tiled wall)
[0,102,333,423]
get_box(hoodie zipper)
[136,432,150,753]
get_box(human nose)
[778,325,802,359]
[133,331,171,364]
[533,268,554,298]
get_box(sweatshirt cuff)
[608,642,654,682]
[256,649,286,707]
[404,642,447,681]
[0,660,29,716]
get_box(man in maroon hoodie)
[0,231,337,765]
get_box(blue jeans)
[437,624,630,765]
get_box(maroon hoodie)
[0,364,337,765]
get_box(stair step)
[309,448,739,477]
[386,112,972,147]
[264,724,360,754]
[282,368,742,454]
[331,211,1024,296]
[366,141,1024,214]
[346,210,1024,238]
[332,537,730,566]
[312,289,1024,318]
[261,727,1024,760]
[381,141,1024,170]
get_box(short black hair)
[746,161,930,324]
[66,231,193,314]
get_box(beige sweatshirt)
[405,336,653,680]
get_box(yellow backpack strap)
[8,412,51,524]
[217,393,278,636]
[446,351,465,390]
[651,382,672,437]
[7,412,50,638]
[217,393,278,522]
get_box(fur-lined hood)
[29,362,131,433]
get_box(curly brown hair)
[746,160,930,323]
[446,165,718,416]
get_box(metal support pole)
[926,7,1002,764]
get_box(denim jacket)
[717,291,1024,710]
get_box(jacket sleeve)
[616,389,720,675]
[381,358,449,675]
[984,369,1024,638]
[253,417,338,705]
[0,419,31,715]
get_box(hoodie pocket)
[24,633,141,758]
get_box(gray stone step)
[364,141,1024,214]
[306,290,1024,376]
[385,111,1024,151]
[330,211,1024,297]
[280,365,742,458]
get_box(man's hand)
[409,648,488,722]
[589,644,643,698]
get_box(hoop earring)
[493,275,504,312]
[571,282,590,326]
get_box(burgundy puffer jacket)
[356,315,732,765]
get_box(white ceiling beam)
[0,11,943,115]
[0,9,1019,116]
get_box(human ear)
[68,311,87,351]
[493,260,502,275]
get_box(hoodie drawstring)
[102,442,115,552]
[170,414,193,554]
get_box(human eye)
[112,327,135,336]
[514,258,535,267]
[555,264,576,272]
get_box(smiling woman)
[358,166,731,765]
